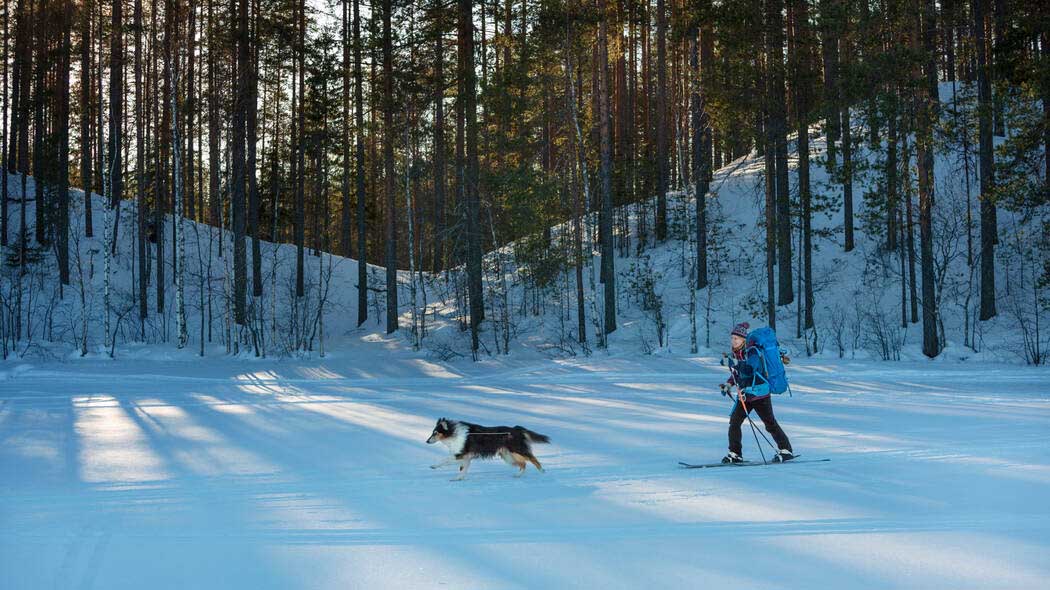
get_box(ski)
[678,457,830,469]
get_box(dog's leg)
[510,453,529,477]
[451,456,472,481]
[430,456,456,470]
[526,454,545,473]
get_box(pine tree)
[916,0,940,357]
[231,0,248,326]
[598,0,616,335]
[56,0,72,286]
[768,0,793,303]
[248,0,261,298]
[170,29,187,348]
[975,0,997,320]
[654,0,668,241]
[692,0,712,291]
[383,0,398,334]
[461,0,482,352]
[432,5,447,273]
[79,0,93,238]
[790,0,815,330]
[354,0,367,325]
[294,0,305,299]
[1,0,8,248]
[341,0,351,258]
[135,0,147,331]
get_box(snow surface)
[3,355,1049,589]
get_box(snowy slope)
[1,81,1044,364]
[2,355,1049,589]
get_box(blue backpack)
[746,327,789,395]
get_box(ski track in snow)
[2,356,1049,589]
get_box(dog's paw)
[450,476,465,482]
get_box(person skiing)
[719,322,795,463]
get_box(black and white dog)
[426,418,550,480]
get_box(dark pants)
[728,396,792,455]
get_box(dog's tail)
[516,426,551,444]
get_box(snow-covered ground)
[3,355,1048,589]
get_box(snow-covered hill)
[0,82,1045,364]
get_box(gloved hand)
[719,383,731,397]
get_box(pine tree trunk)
[916,0,940,357]
[1043,31,1049,192]
[598,0,616,335]
[207,0,220,234]
[763,112,777,331]
[354,0,367,325]
[111,0,124,249]
[170,34,187,348]
[820,0,839,173]
[30,0,45,248]
[136,0,147,328]
[886,88,898,251]
[461,0,482,352]
[95,1,104,199]
[769,0,793,303]
[157,0,169,315]
[79,0,93,238]
[691,15,710,291]
[186,0,197,222]
[991,0,1005,137]
[975,0,997,320]
[56,0,72,285]
[232,0,248,325]
[654,0,668,241]
[248,0,261,298]
[791,0,813,329]
[12,0,28,339]
[383,0,399,334]
[0,0,8,249]
[341,0,352,258]
[839,3,854,253]
[902,132,919,324]
[433,20,446,273]
[295,0,305,298]
[564,28,586,345]
[842,103,854,251]
[2,0,8,248]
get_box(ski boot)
[773,449,795,463]
[721,451,744,464]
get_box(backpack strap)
[742,345,770,396]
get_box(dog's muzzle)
[426,433,438,444]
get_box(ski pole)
[740,394,771,464]
[739,394,777,454]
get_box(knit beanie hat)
[731,322,750,339]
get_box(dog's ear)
[438,418,447,429]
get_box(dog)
[426,417,550,481]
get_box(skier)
[719,322,795,463]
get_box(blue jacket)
[727,346,770,401]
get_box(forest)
[0,0,1047,362]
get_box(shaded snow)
[2,355,1048,588]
